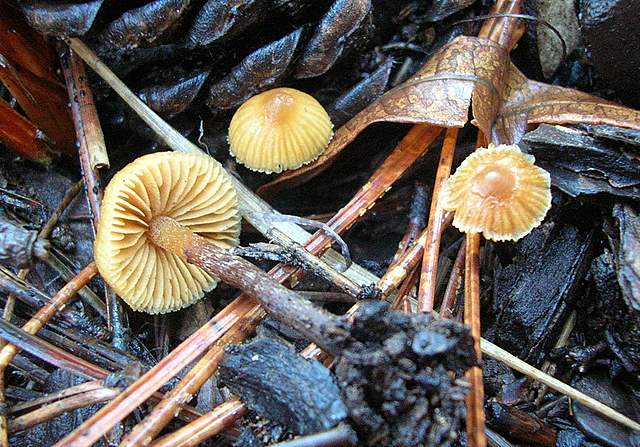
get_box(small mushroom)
[228,87,333,174]
[94,152,241,314]
[441,144,551,241]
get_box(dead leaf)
[536,0,581,78]
[612,204,640,312]
[0,0,58,80]
[494,68,640,143]
[423,0,475,22]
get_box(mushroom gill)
[94,152,241,314]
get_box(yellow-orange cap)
[442,144,551,241]
[94,152,241,314]
[228,87,333,173]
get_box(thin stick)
[9,387,118,433]
[440,243,465,320]
[60,44,126,350]
[0,318,107,379]
[480,338,640,431]
[120,305,264,446]
[464,233,487,447]
[377,212,454,297]
[391,263,420,313]
[268,229,361,298]
[60,47,109,169]
[42,253,106,317]
[8,380,104,415]
[266,425,357,447]
[417,127,458,312]
[386,183,429,273]
[151,399,248,447]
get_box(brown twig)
[151,399,248,447]
[9,386,119,433]
[59,46,110,170]
[8,380,104,415]
[267,229,362,298]
[266,425,358,447]
[440,243,466,320]
[387,183,429,272]
[486,401,557,446]
[463,232,487,447]
[377,212,454,297]
[391,263,420,313]
[417,127,459,312]
[42,252,106,317]
[59,44,126,353]
[0,317,107,379]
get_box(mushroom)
[228,87,333,174]
[441,144,551,241]
[94,152,241,314]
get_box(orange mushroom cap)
[442,144,551,241]
[228,87,333,173]
[94,152,241,314]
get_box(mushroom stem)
[148,216,350,355]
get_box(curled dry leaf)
[206,28,302,111]
[186,0,267,48]
[138,70,210,117]
[294,0,372,79]
[100,0,190,49]
[329,58,393,127]
[19,0,103,37]
[493,71,640,143]
[261,34,640,195]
